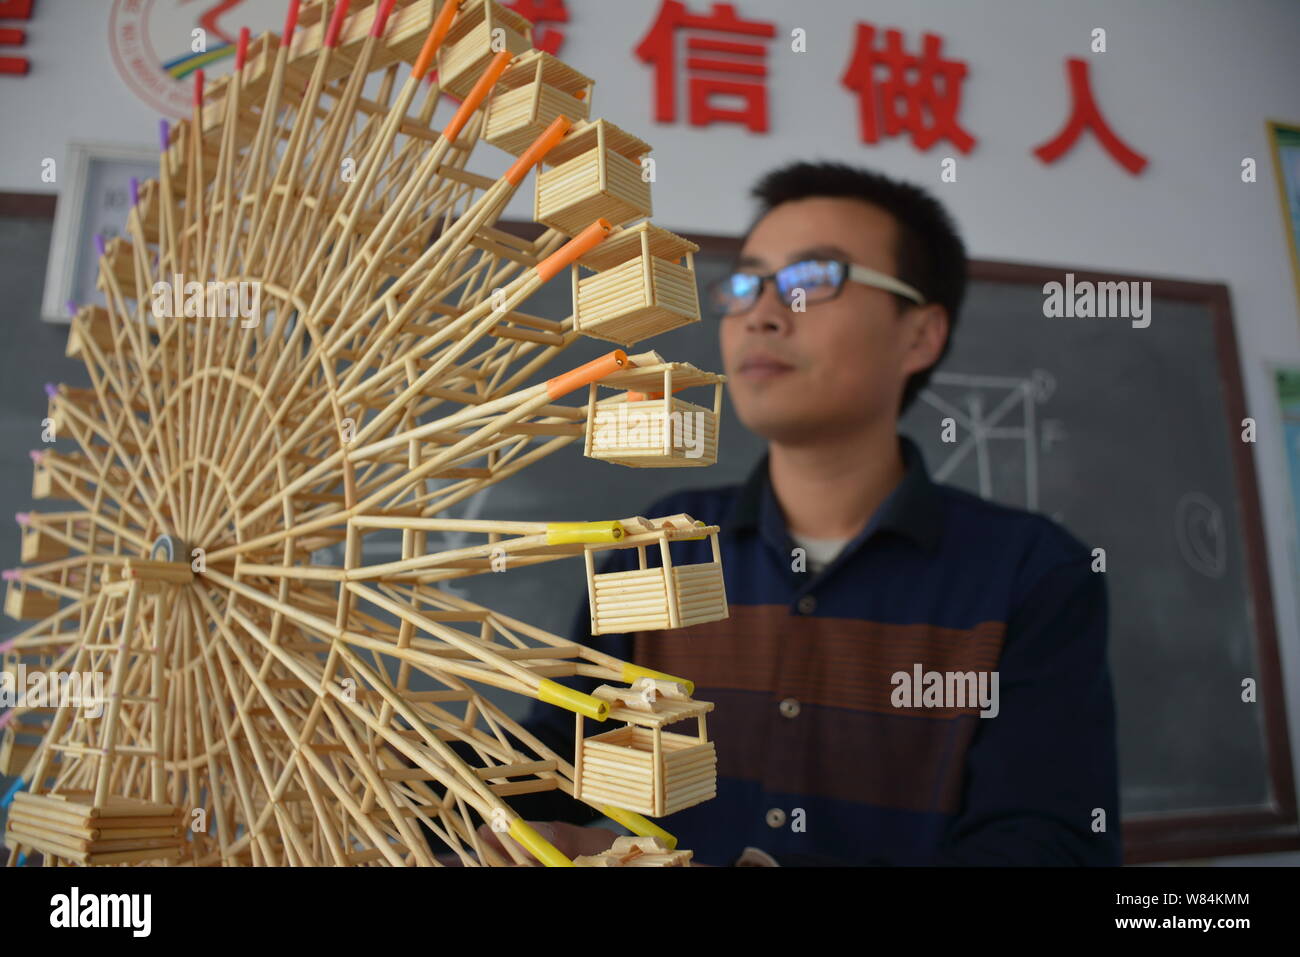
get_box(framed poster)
[39,142,157,324]
[1268,121,1300,312]
[1274,365,1300,594]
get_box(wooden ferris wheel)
[0,0,729,867]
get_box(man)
[510,161,1121,866]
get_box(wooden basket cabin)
[4,572,59,621]
[30,452,94,502]
[573,834,692,867]
[434,0,533,99]
[0,727,37,778]
[583,351,724,468]
[0,690,50,777]
[484,50,594,156]
[535,120,652,236]
[18,519,71,564]
[572,221,701,346]
[4,791,185,866]
[575,684,716,818]
[64,306,114,360]
[583,513,728,634]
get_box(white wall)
[2,0,1299,860]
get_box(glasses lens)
[776,260,844,305]
[713,272,762,316]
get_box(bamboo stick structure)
[0,0,729,869]
[485,50,593,156]
[580,513,728,634]
[573,221,702,345]
[6,791,185,866]
[434,0,533,97]
[535,119,653,236]
[584,350,725,467]
[573,834,692,867]
[575,681,717,817]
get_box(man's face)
[719,196,941,446]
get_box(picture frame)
[39,141,157,324]
[1271,362,1300,609]
[1268,120,1300,313]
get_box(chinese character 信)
[635,1,777,134]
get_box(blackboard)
[902,262,1294,861]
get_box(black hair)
[747,161,967,414]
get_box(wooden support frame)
[2,0,729,870]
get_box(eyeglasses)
[709,259,926,317]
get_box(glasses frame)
[711,259,927,317]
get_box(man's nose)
[743,281,793,335]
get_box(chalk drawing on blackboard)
[1041,418,1067,452]
[1174,491,1227,579]
[919,369,1053,510]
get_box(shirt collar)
[724,434,943,555]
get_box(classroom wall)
[1,0,1298,863]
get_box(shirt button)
[796,595,817,615]
[766,808,787,829]
[779,697,800,719]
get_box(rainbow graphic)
[162,41,237,80]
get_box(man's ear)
[900,304,950,377]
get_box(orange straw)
[442,50,513,142]
[534,219,612,283]
[545,351,628,400]
[627,386,686,401]
[412,0,462,79]
[504,116,572,185]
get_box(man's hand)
[473,820,619,864]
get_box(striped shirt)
[521,434,1122,866]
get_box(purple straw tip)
[159,119,170,150]
[129,177,140,206]
[29,450,45,463]
[15,512,30,525]
[43,382,58,398]
[2,570,19,582]
[65,299,77,317]
[94,234,106,257]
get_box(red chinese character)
[635,1,776,134]
[199,0,246,48]
[0,27,25,74]
[506,0,568,56]
[0,0,32,77]
[1033,58,1147,175]
[840,23,975,154]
